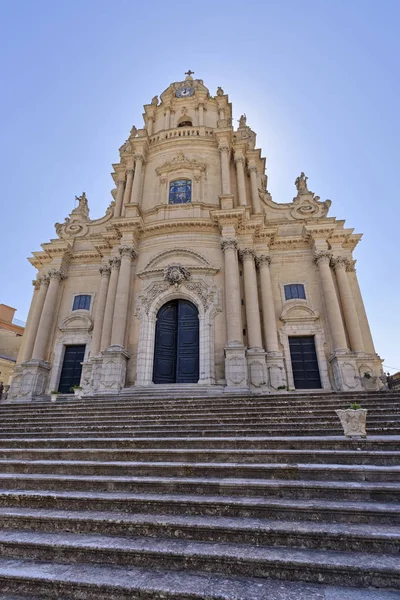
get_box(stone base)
[224,345,248,391]
[265,352,287,391]
[97,345,130,394]
[8,359,51,400]
[329,351,363,392]
[246,349,268,392]
[354,352,385,391]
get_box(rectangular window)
[284,284,306,301]
[72,295,91,311]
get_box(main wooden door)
[153,300,199,384]
[58,345,85,393]
[289,336,322,389]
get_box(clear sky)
[0,0,398,373]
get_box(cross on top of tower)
[185,70,194,77]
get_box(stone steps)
[0,458,399,481]
[0,391,399,597]
[0,529,399,589]
[0,447,399,465]
[0,488,398,524]
[0,507,398,554]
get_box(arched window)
[177,120,192,127]
[169,179,192,204]
[284,284,306,301]
[72,294,91,311]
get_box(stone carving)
[130,125,137,138]
[151,96,158,106]
[55,192,90,238]
[216,87,224,96]
[221,239,237,252]
[313,251,332,265]
[111,188,117,200]
[136,282,170,315]
[119,245,137,260]
[295,172,309,194]
[73,192,89,218]
[238,114,247,127]
[99,264,111,277]
[109,256,121,269]
[164,265,191,288]
[346,260,356,272]
[255,254,271,267]
[47,268,67,282]
[217,118,231,129]
[33,274,49,290]
[156,151,206,176]
[218,145,230,155]
[331,256,350,271]
[335,408,367,437]
[239,247,255,261]
[119,140,132,155]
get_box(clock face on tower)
[176,87,194,98]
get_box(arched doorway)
[153,299,199,384]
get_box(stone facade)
[9,73,384,399]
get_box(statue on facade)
[216,87,224,96]
[238,114,247,127]
[151,96,158,106]
[73,192,89,218]
[295,172,309,194]
[130,125,137,138]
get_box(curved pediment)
[59,312,93,332]
[138,248,218,278]
[280,303,319,323]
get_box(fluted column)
[122,168,134,209]
[20,275,49,363]
[219,146,231,195]
[114,178,125,218]
[100,257,120,351]
[90,265,111,357]
[332,257,364,352]
[314,251,348,351]
[256,254,280,353]
[111,246,136,348]
[248,166,261,214]
[235,155,247,207]
[221,239,242,345]
[130,155,145,206]
[32,269,66,361]
[240,248,263,349]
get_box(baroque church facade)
[9,73,384,400]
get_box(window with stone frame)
[169,179,192,204]
[284,284,306,301]
[72,294,91,311]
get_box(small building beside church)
[9,73,384,400]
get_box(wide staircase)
[0,390,399,599]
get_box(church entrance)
[153,300,199,384]
[58,345,85,393]
[289,336,322,389]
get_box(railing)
[149,127,214,145]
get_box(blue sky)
[0,0,399,372]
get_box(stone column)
[122,168,134,209]
[346,261,376,354]
[147,116,154,136]
[221,239,242,345]
[235,155,247,207]
[100,257,120,351]
[130,155,145,206]
[256,255,279,353]
[198,103,204,126]
[239,248,263,349]
[248,166,261,214]
[314,251,348,351]
[90,265,111,357]
[164,108,170,130]
[332,257,364,352]
[111,246,136,348]
[19,275,49,363]
[219,146,231,195]
[114,178,125,218]
[32,268,66,361]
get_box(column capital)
[119,245,137,260]
[221,238,237,252]
[109,257,121,270]
[126,168,134,176]
[255,254,271,267]
[99,264,111,277]
[47,268,67,282]
[330,256,349,271]
[313,250,332,265]
[346,259,357,272]
[234,156,246,166]
[134,154,145,164]
[248,165,258,173]
[218,145,230,155]
[239,247,255,262]
[116,178,125,186]
[33,274,50,289]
